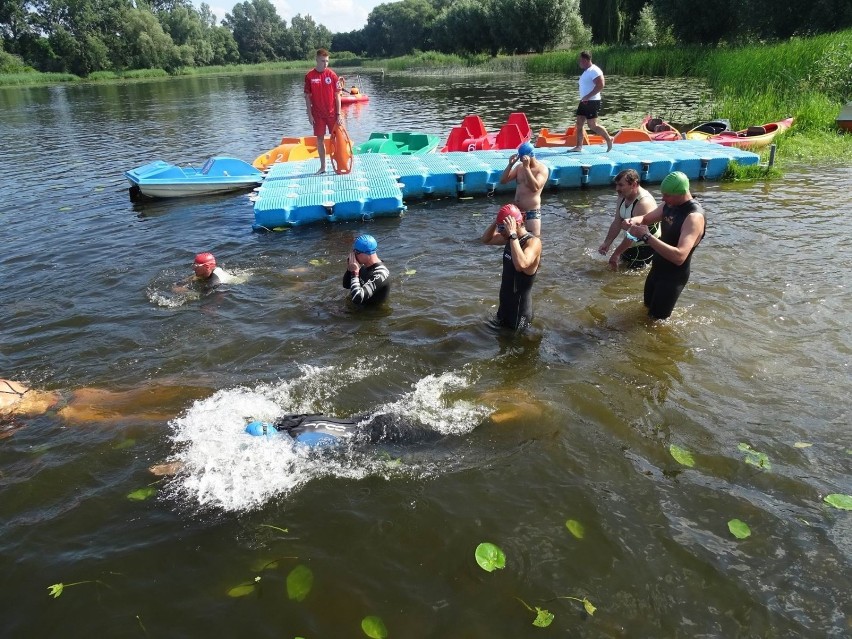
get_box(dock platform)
[252,141,759,230]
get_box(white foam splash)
[164,366,488,512]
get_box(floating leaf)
[47,583,64,598]
[361,615,388,639]
[474,542,506,572]
[404,269,416,276]
[565,519,585,539]
[113,438,136,450]
[533,607,555,627]
[309,258,328,266]
[824,494,852,510]
[286,564,313,602]
[59,206,72,211]
[227,583,256,598]
[669,444,695,467]
[738,443,771,470]
[582,598,597,616]
[127,486,157,501]
[727,518,751,539]
[793,442,812,448]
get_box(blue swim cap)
[353,234,378,254]
[245,421,277,437]
[517,142,535,158]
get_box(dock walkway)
[253,141,759,230]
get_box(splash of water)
[164,365,489,512]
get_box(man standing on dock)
[304,48,342,174]
[499,142,549,237]
[625,172,706,320]
[570,51,613,153]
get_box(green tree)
[289,14,331,60]
[208,25,239,64]
[630,3,656,46]
[490,0,573,54]
[363,0,436,57]
[431,0,495,55]
[331,29,368,56]
[223,0,284,62]
[118,7,180,71]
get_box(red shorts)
[312,112,337,137]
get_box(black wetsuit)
[274,413,442,445]
[644,199,705,319]
[343,262,390,305]
[497,234,537,330]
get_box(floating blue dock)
[252,141,759,230]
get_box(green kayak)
[354,132,441,155]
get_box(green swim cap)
[660,171,690,195]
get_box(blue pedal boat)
[125,156,263,200]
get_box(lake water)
[1,71,850,637]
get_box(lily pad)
[361,615,388,639]
[565,519,585,539]
[474,542,506,572]
[533,607,554,627]
[824,494,852,510]
[583,598,597,616]
[127,486,157,501]
[404,269,416,276]
[309,258,328,266]
[727,518,751,539]
[738,443,771,470]
[669,444,695,467]
[227,583,256,598]
[286,564,313,602]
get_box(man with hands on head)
[499,142,549,237]
[624,171,705,320]
[343,234,390,305]
[481,204,542,330]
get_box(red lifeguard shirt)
[304,68,339,119]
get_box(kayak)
[640,115,682,141]
[354,132,441,155]
[340,92,369,105]
[684,119,732,141]
[707,117,795,149]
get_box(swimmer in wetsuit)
[598,168,660,269]
[625,171,706,319]
[246,411,443,447]
[480,203,542,330]
[343,234,390,305]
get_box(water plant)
[474,542,506,572]
[47,579,110,598]
[669,444,696,467]
[565,519,585,539]
[515,598,555,627]
[824,494,852,510]
[361,615,389,638]
[727,519,752,539]
[738,443,771,470]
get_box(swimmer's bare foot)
[605,137,613,152]
[315,168,326,175]
[149,461,183,476]
[568,146,582,153]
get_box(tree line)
[2,0,850,76]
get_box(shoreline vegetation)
[2,31,850,167]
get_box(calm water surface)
[0,71,850,637]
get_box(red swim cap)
[496,203,523,225]
[194,252,216,267]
